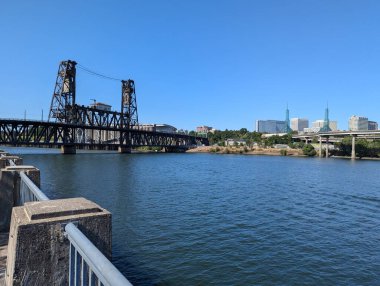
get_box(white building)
[89,102,112,111]
[303,120,338,133]
[139,124,177,133]
[290,118,309,132]
[225,139,246,146]
[349,116,368,131]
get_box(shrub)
[303,144,317,156]
[280,149,287,156]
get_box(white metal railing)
[19,171,49,204]
[66,223,132,286]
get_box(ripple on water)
[16,152,380,286]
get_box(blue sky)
[1,0,379,131]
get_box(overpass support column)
[351,135,356,160]
[325,137,329,158]
[319,136,322,158]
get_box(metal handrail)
[65,222,132,286]
[19,171,50,201]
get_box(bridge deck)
[0,232,8,286]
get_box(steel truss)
[0,119,208,149]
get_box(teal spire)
[320,103,331,132]
[284,104,292,133]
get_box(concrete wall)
[0,151,115,286]
[6,198,111,286]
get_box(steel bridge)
[0,60,208,153]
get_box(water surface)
[6,148,380,285]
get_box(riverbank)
[187,146,305,156]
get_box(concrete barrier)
[0,152,127,286]
[0,167,40,232]
[0,157,23,169]
[5,198,111,286]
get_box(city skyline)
[1,1,380,131]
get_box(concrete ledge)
[0,157,23,169]
[24,198,102,220]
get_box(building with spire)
[320,105,331,132]
[284,105,292,133]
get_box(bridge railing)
[66,223,132,286]
[9,157,132,286]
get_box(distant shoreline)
[187,146,380,161]
[186,146,305,157]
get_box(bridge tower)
[48,60,77,123]
[120,80,138,129]
[119,80,138,150]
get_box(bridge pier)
[351,135,356,160]
[319,137,322,158]
[118,146,131,153]
[61,145,76,155]
[325,137,329,158]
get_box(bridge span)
[0,60,208,153]
[294,130,380,159]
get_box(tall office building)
[256,120,285,133]
[368,121,378,130]
[349,116,368,131]
[290,118,309,132]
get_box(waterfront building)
[349,116,368,131]
[196,126,213,133]
[256,120,285,133]
[225,139,246,146]
[290,118,309,132]
[368,121,378,130]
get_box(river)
[5,148,380,285]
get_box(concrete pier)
[6,198,111,285]
[325,137,329,158]
[61,144,76,154]
[118,146,132,153]
[319,137,323,158]
[351,135,356,160]
[0,166,40,232]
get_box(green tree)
[303,144,317,156]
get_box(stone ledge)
[24,198,103,221]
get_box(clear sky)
[1,0,380,131]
